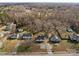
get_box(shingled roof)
[69,34,79,42]
[50,35,61,43]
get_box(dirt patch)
[3,40,17,52]
[17,41,47,55]
[52,40,69,52]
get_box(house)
[35,35,46,42]
[7,34,18,39]
[22,33,32,39]
[49,35,61,43]
[7,33,32,40]
[69,34,79,42]
[17,33,23,39]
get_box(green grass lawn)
[17,45,32,52]
[0,48,4,52]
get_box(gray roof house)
[7,34,18,39]
[69,34,79,42]
[35,35,46,42]
[22,33,32,39]
[49,35,61,43]
[8,33,32,40]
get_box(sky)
[0,0,79,3]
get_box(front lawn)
[17,45,32,52]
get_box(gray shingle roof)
[22,33,32,39]
[8,34,17,39]
[35,35,45,42]
[50,35,61,42]
[69,34,79,42]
